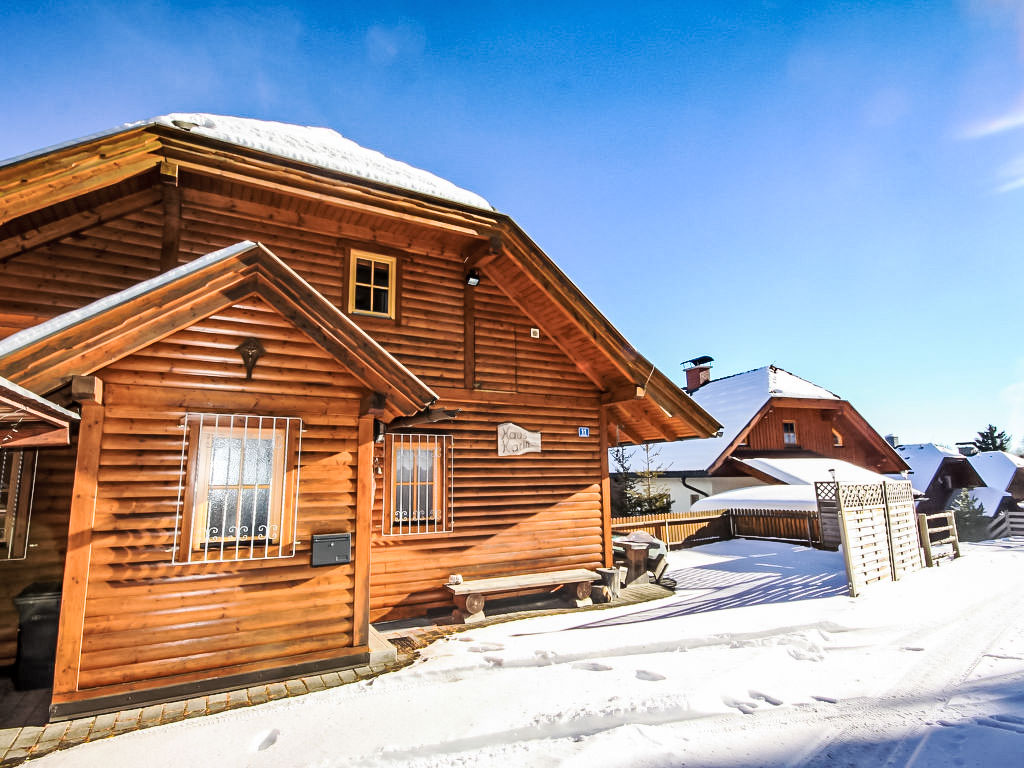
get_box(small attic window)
[832,428,844,447]
[349,251,396,319]
[783,420,798,446]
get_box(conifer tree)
[973,424,1011,453]
[610,445,636,517]
[947,488,990,542]
[630,443,673,515]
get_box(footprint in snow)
[254,729,280,752]
[468,642,505,653]
[572,662,612,672]
[533,650,556,665]
[484,656,504,667]
[635,670,665,682]
[749,690,783,706]
[902,646,925,652]
[811,695,838,704]
[723,697,758,715]
[457,636,476,642]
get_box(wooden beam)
[464,280,476,389]
[70,375,103,405]
[52,398,105,700]
[463,235,502,271]
[352,414,374,648]
[159,163,181,273]
[601,384,645,406]
[0,423,69,448]
[0,186,162,263]
[600,406,612,567]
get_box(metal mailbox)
[310,533,352,567]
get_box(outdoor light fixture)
[465,269,481,287]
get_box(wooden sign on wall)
[497,423,541,456]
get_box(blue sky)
[1,1,1021,448]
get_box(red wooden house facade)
[0,115,718,718]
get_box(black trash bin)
[13,581,61,690]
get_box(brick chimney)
[682,355,713,393]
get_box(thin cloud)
[962,106,1024,139]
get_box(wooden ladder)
[916,511,962,567]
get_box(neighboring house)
[893,443,985,516]
[0,114,720,718]
[619,364,908,514]
[968,451,1024,535]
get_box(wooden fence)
[610,507,820,548]
[813,479,923,597]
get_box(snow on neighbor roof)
[969,451,1024,493]
[691,484,819,513]
[894,443,965,494]
[0,241,259,360]
[645,365,841,473]
[969,486,1011,517]
[738,457,890,486]
[0,113,492,211]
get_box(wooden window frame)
[382,433,453,536]
[348,250,397,319]
[782,420,798,447]
[176,414,301,563]
[0,450,36,561]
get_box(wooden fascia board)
[0,385,78,429]
[836,401,910,472]
[0,185,163,263]
[153,134,496,237]
[0,129,164,226]
[767,396,844,411]
[706,400,772,475]
[723,457,785,484]
[491,219,720,438]
[0,267,256,392]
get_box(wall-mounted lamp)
[465,269,481,287]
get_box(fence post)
[917,513,933,568]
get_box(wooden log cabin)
[0,114,720,718]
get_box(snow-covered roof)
[0,113,492,211]
[738,457,890,486]
[691,484,820,513]
[0,241,258,359]
[968,486,1011,518]
[643,366,841,473]
[969,451,1024,493]
[894,443,966,494]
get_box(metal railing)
[174,413,301,564]
[382,433,453,536]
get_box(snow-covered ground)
[37,539,1024,767]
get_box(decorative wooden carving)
[235,337,265,380]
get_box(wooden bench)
[445,568,601,623]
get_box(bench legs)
[565,581,593,608]
[453,593,486,624]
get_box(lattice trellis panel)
[884,480,923,579]
[814,481,842,549]
[836,483,892,595]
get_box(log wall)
[2,172,609,636]
[740,405,882,470]
[53,298,368,704]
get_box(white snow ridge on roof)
[141,114,492,210]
